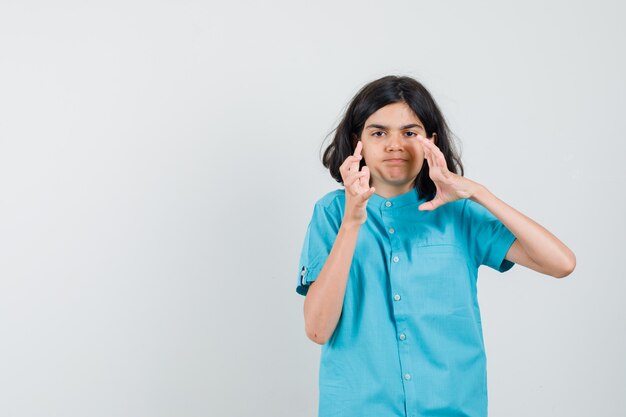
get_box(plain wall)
[0,1,624,416]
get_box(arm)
[303,141,375,345]
[469,185,576,278]
[416,134,576,279]
[303,222,360,345]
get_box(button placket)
[383,199,412,389]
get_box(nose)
[385,132,404,151]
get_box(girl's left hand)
[416,134,481,211]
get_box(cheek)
[408,144,424,160]
[412,149,427,170]
[418,145,428,160]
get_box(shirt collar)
[369,187,427,210]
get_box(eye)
[372,131,385,137]
[404,131,417,137]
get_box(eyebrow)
[365,123,423,130]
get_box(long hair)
[321,75,464,201]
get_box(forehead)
[365,102,423,126]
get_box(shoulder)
[431,199,476,228]
[460,198,491,219]
[309,189,345,226]
[314,189,345,211]
[456,198,503,232]
[307,189,344,230]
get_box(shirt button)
[404,373,411,380]
[385,201,392,207]
[388,227,395,234]
[399,333,406,341]
[392,256,399,263]
[393,294,401,301]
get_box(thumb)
[418,200,439,211]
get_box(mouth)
[384,159,407,163]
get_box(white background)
[0,1,624,416]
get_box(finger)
[436,151,447,169]
[359,186,376,203]
[418,135,430,158]
[353,141,363,157]
[348,154,362,174]
[349,158,359,174]
[340,155,361,170]
[423,139,439,168]
[420,134,435,146]
[419,134,434,150]
[423,143,435,170]
[359,166,370,189]
[418,197,442,211]
[426,139,446,169]
[428,149,437,169]
[346,171,368,187]
[349,141,364,173]
[340,155,362,176]
[424,139,439,168]
[418,200,435,211]
[343,172,366,187]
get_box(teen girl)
[295,75,576,417]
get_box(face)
[358,102,436,197]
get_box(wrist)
[340,219,362,233]
[469,183,490,204]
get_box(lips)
[385,159,407,162]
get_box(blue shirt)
[296,187,517,417]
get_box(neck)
[372,183,414,199]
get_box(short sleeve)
[296,202,341,296]
[462,199,517,273]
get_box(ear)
[431,132,438,145]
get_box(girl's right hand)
[339,141,376,227]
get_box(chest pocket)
[408,244,473,316]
